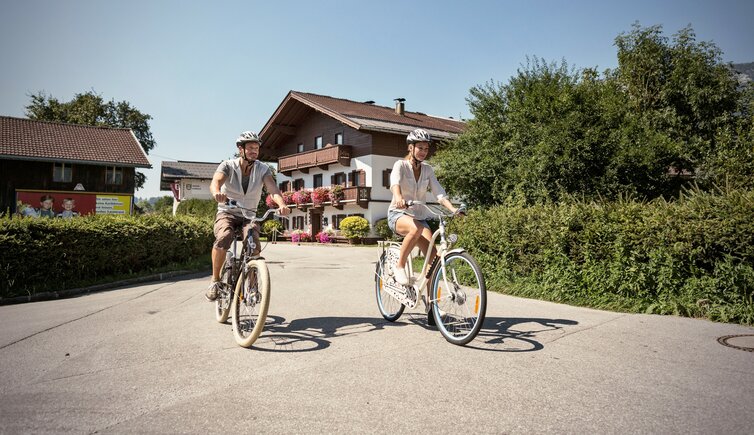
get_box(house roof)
[160,160,220,190]
[259,91,466,155]
[0,116,151,167]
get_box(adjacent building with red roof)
[0,116,151,216]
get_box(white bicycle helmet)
[406,128,431,144]
[236,131,262,146]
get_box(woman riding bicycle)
[388,128,461,286]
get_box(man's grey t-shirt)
[215,159,271,216]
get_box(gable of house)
[259,91,465,159]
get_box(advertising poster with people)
[15,190,133,218]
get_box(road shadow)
[247,314,578,353]
[249,314,407,352]
[464,316,579,352]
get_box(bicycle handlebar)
[226,199,281,222]
[405,200,467,217]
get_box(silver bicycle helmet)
[406,128,431,144]
[236,131,262,146]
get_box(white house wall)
[179,179,212,201]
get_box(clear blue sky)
[1,0,752,199]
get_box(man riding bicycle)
[205,131,290,301]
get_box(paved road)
[1,243,752,434]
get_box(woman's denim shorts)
[387,208,429,235]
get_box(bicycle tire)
[214,259,233,323]
[231,260,271,348]
[430,251,487,346]
[375,251,405,321]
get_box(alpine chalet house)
[258,91,465,238]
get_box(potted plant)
[282,191,295,206]
[329,185,344,206]
[311,187,330,207]
[339,216,370,244]
[292,190,311,210]
[315,229,335,244]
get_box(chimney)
[394,98,405,115]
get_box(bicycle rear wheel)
[430,251,487,346]
[231,260,270,348]
[214,259,233,323]
[375,251,404,321]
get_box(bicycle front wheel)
[231,260,271,348]
[215,259,233,323]
[430,251,487,346]
[375,251,404,321]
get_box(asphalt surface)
[1,243,752,434]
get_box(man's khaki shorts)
[213,211,261,255]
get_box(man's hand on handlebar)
[213,191,227,204]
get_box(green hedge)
[450,188,754,325]
[0,214,213,299]
[176,198,217,219]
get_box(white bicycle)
[214,200,279,348]
[375,201,487,345]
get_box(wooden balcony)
[289,186,371,210]
[278,145,352,176]
[342,186,371,208]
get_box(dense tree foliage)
[435,24,754,206]
[25,91,156,189]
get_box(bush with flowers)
[282,191,295,205]
[340,216,370,240]
[290,229,312,243]
[292,190,311,206]
[311,187,330,206]
[315,229,335,243]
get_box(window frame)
[53,162,72,183]
[105,166,123,185]
[315,136,323,149]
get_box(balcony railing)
[278,145,352,176]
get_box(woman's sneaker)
[394,267,410,286]
[205,281,222,301]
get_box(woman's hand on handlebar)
[277,205,290,216]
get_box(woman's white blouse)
[389,159,447,220]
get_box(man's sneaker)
[205,281,222,301]
[394,267,410,286]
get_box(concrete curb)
[0,268,212,306]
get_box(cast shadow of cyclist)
[249,314,409,353]
[249,314,576,353]
[402,314,578,352]
[470,316,578,352]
